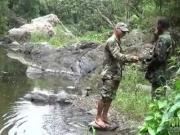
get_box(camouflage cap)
[115,22,129,32]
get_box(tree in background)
[0,0,8,35]
[8,0,40,20]
[0,0,180,35]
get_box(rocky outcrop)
[8,14,60,42]
[7,41,104,81]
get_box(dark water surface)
[0,48,95,135]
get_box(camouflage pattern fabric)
[145,31,174,99]
[100,35,135,101]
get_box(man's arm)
[107,41,138,63]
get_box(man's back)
[153,31,173,68]
[146,31,174,86]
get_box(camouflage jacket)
[145,31,174,82]
[101,35,135,80]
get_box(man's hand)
[131,56,139,63]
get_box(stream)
[0,47,95,135]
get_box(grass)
[113,89,150,121]
[30,24,110,47]
[78,29,111,43]
[113,65,151,121]
[30,25,78,47]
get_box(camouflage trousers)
[100,78,120,102]
[146,68,167,99]
[151,72,167,99]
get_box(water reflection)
[0,48,92,135]
[0,99,93,135]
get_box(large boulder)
[7,41,104,80]
[31,14,59,26]
[123,29,144,47]
[8,14,60,42]
[122,29,153,59]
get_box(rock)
[123,29,144,47]
[0,36,14,45]
[24,91,49,103]
[26,66,43,74]
[87,109,97,115]
[26,66,43,79]
[24,90,74,104]
[8,28,31,42]
[121,29,153,61]
[7,41,104,82]
[8,14,60,42]
[31,14,59,26]
[66,86,76,91]
[56,91,72,103]
[11,41,20,46]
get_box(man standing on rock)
[90,22,139,129]
[145,18,174,99]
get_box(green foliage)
[37,0,112,34]
[78,29,110,43]
[1,0,180,35]
[9,0,40,20]
[0,0,8,35]
[30,32,49,43]
[139,77,180,135]
[113,65,151,120]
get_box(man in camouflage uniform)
[145,18,174,99]
[94,23,139,128]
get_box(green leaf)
[149,102,158,110]
[175,79,180,90]
[161,112,169,124]
[145,116,154,121]
[148,127,156,135]
[157,125,166,133]
[155,112,162,119]
[175,94,180,102]
[139,123,148,133]
[169,102,180,115]
[157,119,169,133]
[158,100,168,109]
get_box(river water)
[0,48,96,135]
